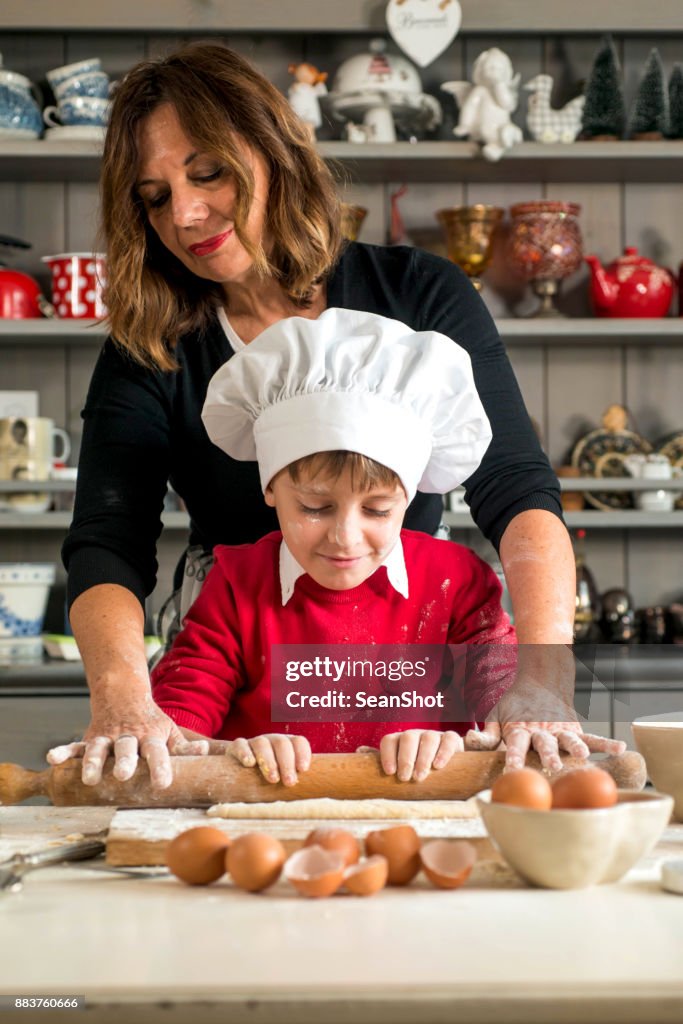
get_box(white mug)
[0,417,70,513]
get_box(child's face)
[265,465,409,591]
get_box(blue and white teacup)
[43,96,109,128]
[46,58,102,90]
[54,71,110,101]
[0,80,42,137]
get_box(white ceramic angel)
[441,47,523,161]
[287,62,328,140]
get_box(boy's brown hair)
[286,451,405,494]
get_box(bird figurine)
[524,74,585,144]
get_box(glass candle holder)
[507,201,583,317]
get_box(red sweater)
[151,530,516,751]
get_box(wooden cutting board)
[106,807,497,866]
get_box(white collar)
[217,307,246,352]
[279,536,410,605]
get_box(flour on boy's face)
[265,465,408,591]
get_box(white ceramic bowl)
[632,714,683,823]
[477,789,673,889]
[0,563,55,638]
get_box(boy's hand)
[226,734,312,786]
[379,729,463,783]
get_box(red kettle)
[0,235,54,319]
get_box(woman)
[50,43,623,789]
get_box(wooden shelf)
[1,318,680,346]
[0,511,189,530]
[445,510,683,529]
[3,141,683,184]
[1,0,681,33]
[496,319,683,345]
[0,319,103,343]
[4,510,681,531]
[323,141,683,184]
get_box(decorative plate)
[570,427,652,510]
[654,430,683,509]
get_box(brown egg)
[165,826,231,886]
[226,833,286,892]
[491,768,553,810]
[365,825,421,886]
[303,828,360,867]
[284,845,346,897]
[420,840,476,890]
[344,855,389,896]
[551,767,618,810]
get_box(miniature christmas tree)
[581,35,625,140]
[629,48,668,139]
[668,64,683,139]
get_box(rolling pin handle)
[0,763,49,806]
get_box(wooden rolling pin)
[0,751,646,807]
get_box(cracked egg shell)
[365,825,421,886]
[420,839,476,890]
[491,767,553,810]
[165,826,231,886]
[226,833,286,892]
[344,855,389,896]
[303,827,361,867]
[284,845,346,897]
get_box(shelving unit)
[3,140,683,184]
[0,13,681,620]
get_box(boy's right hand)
[226,734,312,787]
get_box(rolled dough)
[207,797,479,820]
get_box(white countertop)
[0,807,682,1024]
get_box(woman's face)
[135,103,270,289]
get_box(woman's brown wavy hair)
[100,42,342,371]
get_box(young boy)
[151,308,516,786]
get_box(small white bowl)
[477,789,673,889]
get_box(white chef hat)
[202,307,491,501]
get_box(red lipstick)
[189,229,232,256]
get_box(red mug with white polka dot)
[41,252,107,318]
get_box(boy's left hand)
[378,729,463,783]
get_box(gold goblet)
[340,204,368,242]
[435,205,504,290]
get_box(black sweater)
[63,243,562,609]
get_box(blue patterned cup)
[0,81,42,137]
[43,96,109,128]
[0,563,56,639]
[55,71,110,100]
[46,58,102,90]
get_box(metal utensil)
[0,837,105,893]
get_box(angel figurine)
[287,62,328,140]
[441,47,523,161]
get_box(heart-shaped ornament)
[386,0,461,68]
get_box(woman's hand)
[379,729,463,782]
[466,642,625,770]
[226,734,312,786]
[465,719,626,772]
[47,693,209,789]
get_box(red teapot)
[585,246,674,318]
